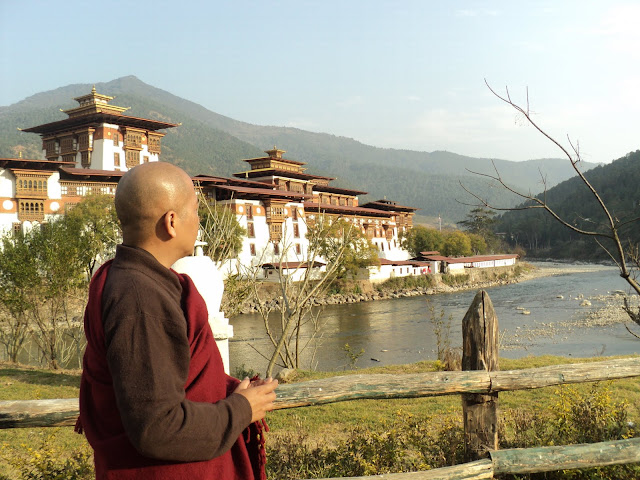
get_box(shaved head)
[115,162,196,245]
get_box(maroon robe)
[77,260,266,480]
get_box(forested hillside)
[496,151,640,259]
[0,76,601,223]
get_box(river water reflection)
[229,264,640,374]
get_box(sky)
[1,0,639,163]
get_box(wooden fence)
[1,290,640,478]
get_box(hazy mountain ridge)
[497,150,640,259]
[0,75,604,222]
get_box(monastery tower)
[23,86,177,171]
[0,87,177,231]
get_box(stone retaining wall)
[235,264,521,315]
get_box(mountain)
[0,75,603,223]
[496,150,640,259]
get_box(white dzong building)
[1,89,417,277]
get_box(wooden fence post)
[462,290,499,461]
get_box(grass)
[0,365,81,401]
[1,355,639,478]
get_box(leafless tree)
[461,81,640,338]
[244,215,367,377]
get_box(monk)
[77,162,277,479]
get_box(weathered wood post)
[462,290,499,461]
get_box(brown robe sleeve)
[103,274,252,462]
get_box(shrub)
[266,382,638,479]
[266,412,465,479]
[232,363,257,380]
[499,382,639,479]
[441,273,469,286]
[376,275,434,292]
[1,432,93,480]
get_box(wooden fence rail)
[3,356,640,429]
[303,437,640,479]
[2,290,640,478]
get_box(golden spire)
[265,146,286,159]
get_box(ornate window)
[18,200,45,222]
[246,204,253,220]
[247,222,255,238]
[293,224,300,238]
[15,173,50,197]
[44,139,59,158]
[125,132,143,149]
[295,244,301,255]
[81,151,91,167]
[269,223,282,242]
[114,152,120,167]
[250,244,256,256]
[61,181,117,197]
[60,136,76,154]
[148,134,162,154]
[273,243,280,255]
[125,150,139,168]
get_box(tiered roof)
[22,86,178,135]
[360,199,418,212]
[0,157,75,170]
[303,201,393,218]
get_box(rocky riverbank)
[497,263,640,349]
[236,262,611,315]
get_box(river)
[228,263,640,374]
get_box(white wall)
[0,169,14,197]
[47,172,61,199]
[447,263,466,273]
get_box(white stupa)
[172,241,234,374]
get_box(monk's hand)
[234,377,278,423]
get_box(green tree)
[0,232,37,362]
[400,226,444,257]
[457,207,496,236]
[0,195,120,368]
[310,218,379,281]
[458,207,504,253]
[441,231,473,257]
[197,198,246,264]
[28,219,87,369]
[64,194,120,277]
[468,233,488,255]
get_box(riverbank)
[236,261,613,314]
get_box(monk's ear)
[163,210,178,239]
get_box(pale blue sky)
[1,1,639,163]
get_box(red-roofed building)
[195,146,417,270]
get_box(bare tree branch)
[467,80,640,333]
